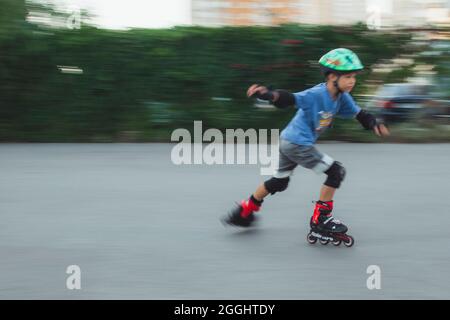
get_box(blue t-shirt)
[280,83,361,146]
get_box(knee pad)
[324,161,346,188]
[264,177,290,195]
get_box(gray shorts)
[273,139,335,178]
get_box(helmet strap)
[333,75,343,95]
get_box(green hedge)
[0,1,414,142]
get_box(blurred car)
[367,83,433,123]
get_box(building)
[191,0,450,28]
[191,0,302,27]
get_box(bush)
[0,2,416,142]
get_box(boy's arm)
[356,109,390,137]
[338,93,389,137]
[246,84,295,109]
[355,109,377,129]
[273,90,296,109]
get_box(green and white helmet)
[318,48,364,75]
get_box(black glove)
[356,109,380,130]
[249,85,275,101]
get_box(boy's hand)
[373,123,390,137]
[247,84,278,101]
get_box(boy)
[223,48,390,245]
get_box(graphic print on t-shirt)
[316,111,333,133]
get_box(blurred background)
[1,0,450,300]
[1,0,449,143]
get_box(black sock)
[250,194,263,206]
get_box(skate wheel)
[332,240,342,246]
[319,239,329,245]
[343,235,355,247]
[306,232,317,244]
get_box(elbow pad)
[273,90,295,109]
[356,109,377,130]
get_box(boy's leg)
[319,185,336,201]
[252,183,270,202]
[246,142,298,209]
[253,138,299,201]
[224,141,297,227]
[278,141,347,232]
[311,159,347,233]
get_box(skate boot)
[222,195,262,228]
[310,200,348,233]
[306,200,355,247]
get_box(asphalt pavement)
[0,143,449,299]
